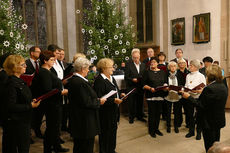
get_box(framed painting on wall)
[193,13,210,43]
[171,17,185,45]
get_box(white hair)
[168,61,178,70]
[190,59,201,69]
[131,48,140,55]
[74,57,91,72]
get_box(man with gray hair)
[125,48,146,124]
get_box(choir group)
[0,45,228,153]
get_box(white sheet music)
[101,90,117,99]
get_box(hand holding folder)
[183,83,205,92]
[155,86,168,91]
[121,88,136,100]
[35,89,59,103]
[101,90,117,99]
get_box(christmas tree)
[0,0,28,57]
[77,0,136,67]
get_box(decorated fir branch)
[76,0,136,67]
[0,0,28,57]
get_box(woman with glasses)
[94,58,124,153]
[2,55,40,153]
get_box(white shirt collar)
[29,58,39,69]
[101,73,113,82]
[191,71,199,75]
[75,73,88,82]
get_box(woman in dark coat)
[142,57,168,138]
[182,65,228,152]
[67,57,106,153]
[94,58,123,153]
[2,55,40,153]
[31,51,68,153]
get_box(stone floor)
[1,112,230,153]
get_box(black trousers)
[32,102,45,134]
[166,101,181,128]
[128,92,144,120]
[2,120,31,153]
[202,128,220,152]
[147,100,162,134]
[99,125,118,153]
[43,104,62,153]
[183,99,195,133]
[178,98,189,126]
[73,137,94,153]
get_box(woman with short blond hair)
[94,58,123,153]
[3,55,40,153]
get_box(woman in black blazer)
[67,57,106,153]
[182,65,228,152]
[31,51,68,153]
[2,55,40,153]
[94,58,123,153]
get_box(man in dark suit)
[142,48,155,68]
[25,46,41,75]
[182,65,228,152]
[171,48,188,67]
[199,56,213,77]
[57,48,70,132]
[25,46,43,140]
[125,48,146,124]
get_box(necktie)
[35,61,39,74]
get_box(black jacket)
[67,75,100,139]
[124,60,145,92]
[199,67,206,77]
[188,81,228,129]
[93,74,120,130]
[31,68,63,105]
[4,75,33,123]
[142,69,168,98]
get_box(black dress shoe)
[155,130,163,136]
[129,119,134,124]
[150,133,156,138]
[196,133,201,140]
[174,127,179,133]
[167,127,171,133]
[185,132,195,138]
[137,118,147,122]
